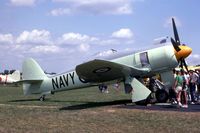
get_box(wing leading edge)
[76,59,150,83]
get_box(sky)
[0,0,200,73]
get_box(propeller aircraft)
[21,18,192,102]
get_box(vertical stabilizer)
[22,58,47,95]
[22,58,47,80]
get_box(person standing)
[170,69,178,104]
[173,69,183,107]
[189,70,199,104]
[195,70,200,103]
[181,69,189,108]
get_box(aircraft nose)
[175,45,192,60]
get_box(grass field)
[0,85,200,133]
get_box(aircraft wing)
[76,59,150,83]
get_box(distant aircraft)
[20,18,192,102]
[0,70,21,84]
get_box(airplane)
[0,70,21,84]
[21,18,192,102]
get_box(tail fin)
[22,58,47,95]
[23,58,47,80]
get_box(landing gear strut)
[39,95,46,101]
[146,77,169,103]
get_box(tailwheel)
[39,95,46,101]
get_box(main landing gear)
[147,78,169,103]
[136,78,169,105]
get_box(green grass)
[0,85,131,106]
[0,85,200,133]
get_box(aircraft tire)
[148,92,157,104]
[155,89,169,103]
[39,95,45,101]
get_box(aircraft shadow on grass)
[8,98,81,103]
[9,98,82,103]
[59,99,132,111]
[8,99,132,110]
[8,99,200,112]
[9,98,50,102]
[118,104,200,113]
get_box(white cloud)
[0,29,136,72]
[50,8,72,16]
[58,32,98,45]
[98,39,120,46]
[111,28,133,39]
[0,34,14,44]
[51,0,133,16]
[16,29,52,45]
[10,0,36,6]
[0,29,134,55]
[78,43,90,52]
[62,33,90,41]
[192,54,200,59]
[164,16,182,28]
[29,45,61,54]
[95,49,117,57]
[187,54,200,66]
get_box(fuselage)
[112,44,178,75]
[32,44,178,95]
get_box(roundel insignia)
[93,67,111,73]
[79,77,89,83]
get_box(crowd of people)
[172,68,200,108]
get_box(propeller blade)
[171,37,181,52]
[182,59,189,72]
[172,18,181,44]
[179,58,183,69]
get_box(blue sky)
[0,0,199,72]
